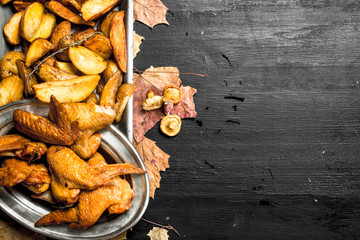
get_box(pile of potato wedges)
[0,0,133,123]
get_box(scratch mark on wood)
[224,96,245,102]
[268,168,274,179]
[232,105,237,111]
[196,120,203,127]
[221,53,233,67]
[275,25,330,40]
[204,160,215,168]
[226,120,240,125]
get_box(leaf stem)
[141,217,180,237]
[133,67,207,77]
[26,31,104,84]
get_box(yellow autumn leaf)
[147,227,169,240]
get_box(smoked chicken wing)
[0,134,47,162]
[47,146,145,206]
[35,152,135,229]
[0,158,51,194]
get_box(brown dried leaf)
[134,0,169,28]
[171,86,197,119]
[133,31,144,59]
[135,137,170,199]
[133,66,181,142]
[147,227,169,240]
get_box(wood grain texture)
[129,0,360,239]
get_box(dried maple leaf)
[147,227,169,240]
[172,86,197,119]
[134,0,169,28]
[133,66,182,142]
[135,137,170,198]
[133,31,144,59]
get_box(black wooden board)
[128,0,360,239]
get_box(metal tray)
[0,1,149,239]
[0,100,149,240]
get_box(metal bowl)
[0,99,150,240]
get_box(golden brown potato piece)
[13,1,31,11]
[80,0,121,21]
[22,38,29,55]
[0,75,24,107]
[99,70,121,108]
[97,11,118,37]
[33,74,100,103]
[20,2,45,42]
[50,20,71,49]
[110,11,127,73]
[45,1,95,27]
[4,11,23,45]
[54,61,82,75]
[84,92,98,104]
[43,56,57,66]
[56,34,76,62]
[98,59,121,93]
[28,12,56,42]
[57,0,81,11]
[115,83,136,122]
[0,51,25,78]
[72,28,96,42]
[16,60,38,97]
[36,63,78,82]
[69,46,107,75]
[83,34,112,60]
[25,39,55,67]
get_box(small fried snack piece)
[0,75,24,107]
[80,0,121,21]
[36,63,78,82]
[3,11,23,45]
[110,11,127,73]
[28,12,56,42]
[160,114,182,137]
[115,83,137,122]
[25,38,55,67]
[50,20,71,49]
[20,2,45,42]
[69,46,107,75]
[163,85,182,104]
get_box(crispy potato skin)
[81,0,121,21]
[45,1,95,27]
[72,28,96,42]
[97,11,118,37]
[50,20,71,49]
[16,60,38,97]
[4,11,23,45]
[0,51,25,79]
[115,83,137,122]
[36,63,78,82]
[110,11,127,73]
[56,34,76,62]
[28,12,57,42]
[83,34,113,59]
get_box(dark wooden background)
[129,0,360,239]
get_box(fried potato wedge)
[97,59,122,93]
[99,70,121,108]
[36,63,78,82]
[0,51,25,78]
[58,0,81,12]
[4,11,23,45]
[56,34,76,62]
[110,11,127,73]
[1,0,13,5]
[97,11,118,37]
[0,75,24,107]
[69,46,107,74]
[44,56,57,66]
[83,34,112,59]
[28,12,56,42]
[50,21,71,49]
[80,0,121,21]
[84,92,99,104]
[115,83,137,122]
[20,2,45,41]
[33,74,100,103]
[16,60,38,97]
[45,1,95,27]
[25,39,55,67]
[13,1,31,12]
[54,61,82,75]
[72,28,96,42]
